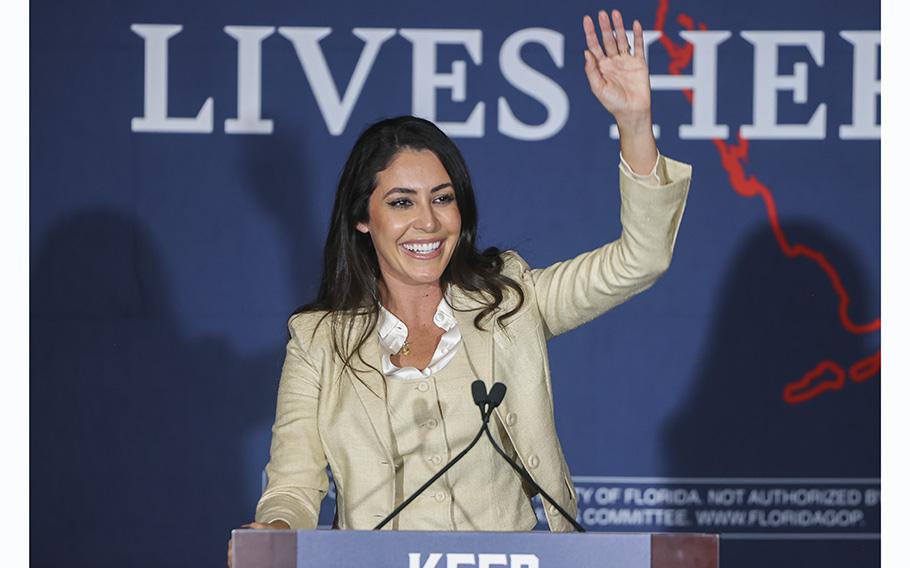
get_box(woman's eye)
[387,198,412,208]
[386,194,453,208]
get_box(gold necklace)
[398,340,411,356]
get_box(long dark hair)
[296,115,524,372]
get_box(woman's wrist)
[617,113,658,175]
[615,110,652,136]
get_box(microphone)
[373,380,492,530]
[472,379,490,421]
[479,382,586,533]
[487,382,506,409]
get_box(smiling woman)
[297,115,531,367]
[229,8,692,561]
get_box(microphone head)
[471,380,488,407]
[488,382,507,408]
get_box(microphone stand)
[480,382,586,533]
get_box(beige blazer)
[256,156,692,531]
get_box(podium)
[231,530,718,567]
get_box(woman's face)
[356,148,462,292]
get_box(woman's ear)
[355,221,369,234]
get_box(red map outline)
[652,0,881,403]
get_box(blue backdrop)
[31,0,880,566]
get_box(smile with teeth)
[401,240,443,256]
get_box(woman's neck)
[379,279,445,325]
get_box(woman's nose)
[414,203,441,231]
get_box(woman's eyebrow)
[383,182,453,198]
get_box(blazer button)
[528,455,540,469]
[425,418,438,429]
[505,412,517,426]
[435,492,447,502]
[429,454,443,466]
[417,381,429,392]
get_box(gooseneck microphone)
[474,381,586,533]
[373,380,492,530]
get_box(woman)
[230,5,692,551]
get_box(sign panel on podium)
[231,530,718,568]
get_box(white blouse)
[377,292,461,380]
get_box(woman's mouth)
[400,239,444,259]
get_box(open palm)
[582,9,652,126]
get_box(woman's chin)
[396,263,448,287]
[405,272,446,286]
[382,251,455,287]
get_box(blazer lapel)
[342,318,395,461]
[450,287,495,393]
[345,327,385,399]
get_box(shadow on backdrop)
[659,221,880,566]
[31,211,274,567]
[662,220,880,477]
[31,130,324,567]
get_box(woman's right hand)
[226,520,290,568]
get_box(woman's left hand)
[582,8,657,174]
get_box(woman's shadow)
[661,220,880,477]
[31,209,287,567]
[30,128,328,567]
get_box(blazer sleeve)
[528,154,692,339]
[254,315,329,529]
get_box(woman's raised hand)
[582,8,658,174]
[583,9,651,127]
